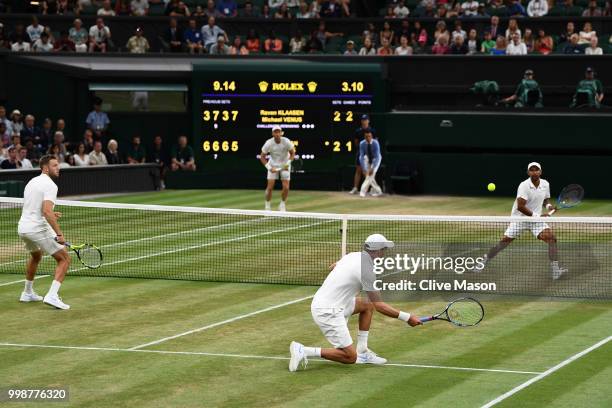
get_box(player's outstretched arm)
[366,291,421,327]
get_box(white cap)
[527,162,541,171]
[271,125,283,132]
[364,234,394,251]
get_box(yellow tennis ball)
[487,183,496,192]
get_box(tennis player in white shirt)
[17,155,72,310]
[475,162,567,279]
[289,234,421,372]
[260,125,295,212]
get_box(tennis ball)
[487,183,496,192]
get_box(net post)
[341,215,348,257]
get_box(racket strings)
[559,184,584,207]
[447,299,484,326]
[79,245,102,268]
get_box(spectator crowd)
[0,100,196,183]
[0,0,610,55]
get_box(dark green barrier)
[381,111,612,198]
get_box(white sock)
[357,330,369,353]
[303,347,321,357]
[47,280,61,297]
[24,280,34,294]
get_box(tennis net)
[1,198,611,299]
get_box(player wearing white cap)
[288,234,422,372]
[475,162,568,279]
[260,125,295,212]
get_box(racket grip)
[54,237,70,246]
[548,209,557,216]
[419,316,433,323]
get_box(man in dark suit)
[20,114,43,151]
[486,15,501,38]
[163,17,183,52]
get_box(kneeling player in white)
[260,125,295,212]
[289,234,421,371]
[475,162,567,279]
[17,155,72,309]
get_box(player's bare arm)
[366,291,422,326]
[543,198,556,216]
[260,150,277,172]
[516,197,533,217]
[42,200,64,243]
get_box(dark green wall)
[4,62,80,141]
[381,112,612,198]
[3,59,191,150]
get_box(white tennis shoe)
[279,202,286,212]
[356,349,387,365]
[19,291,43,302]
[43,294,70,310]
[349,187,359,195]
[289,341,308,372]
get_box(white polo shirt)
[511,178,550,217]
[261,137,294,167]
[311,251,376,310]
[18,173,58,234]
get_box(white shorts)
[267,169,290,181]
[504,221,550,239]
[311,298,355,349]
[18,231,63,255]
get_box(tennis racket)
[419,297,484,327]
[548,184,584,215]
[65,241,103,269]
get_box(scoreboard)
[192,61,386,173]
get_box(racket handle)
[419,316,434,323]
[54,237,70,246]
[548,208,557,216]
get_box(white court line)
[480,335,612,408]
[0,274,50,287]
[128,294,315,350]
[0,342,539,374]
[384,363,541,375]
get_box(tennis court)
[1,190,611,407]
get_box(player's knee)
[31,252,43,262]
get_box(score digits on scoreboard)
[200,78,374,160]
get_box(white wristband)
[398,311,411,322]
[546,204,554,210]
